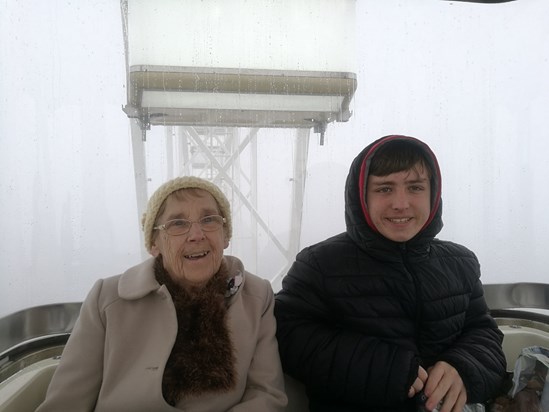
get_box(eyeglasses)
[153,215,226,236]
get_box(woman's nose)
[186,222,206,240]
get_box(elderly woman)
[37,176,287,411]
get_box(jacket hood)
[345,135,444,251]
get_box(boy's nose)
[392,190,410,209]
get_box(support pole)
[130,120,149,259]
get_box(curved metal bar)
[491,310,549,332]
[483,283,549,311]
[0,303,81,361]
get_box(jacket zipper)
[400,242,423,354]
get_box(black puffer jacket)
[275,135,506,412]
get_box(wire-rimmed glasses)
[153,215,226,236]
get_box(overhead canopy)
[124,66,356,129]
[121,0,357,131]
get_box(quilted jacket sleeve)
[275,247,419,408]
[436,274,507,403]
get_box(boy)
[275,135,506,412]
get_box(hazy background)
[1,0,548,316]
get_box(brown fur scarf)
[154,257,237,406]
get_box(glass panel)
[1,0,549,317]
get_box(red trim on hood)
[421,146,442,232]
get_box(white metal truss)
[130,124,310,288]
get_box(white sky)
[1,0,548,316]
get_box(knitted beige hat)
[142,176,232,253]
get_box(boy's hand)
[423,361,466,412]
[408,365,428,398]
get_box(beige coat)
[36,256,287,412]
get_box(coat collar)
[118,258,162,300]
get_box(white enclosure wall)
[127,0,356,71]
[1,0,549,317]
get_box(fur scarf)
[154,257,237,406]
